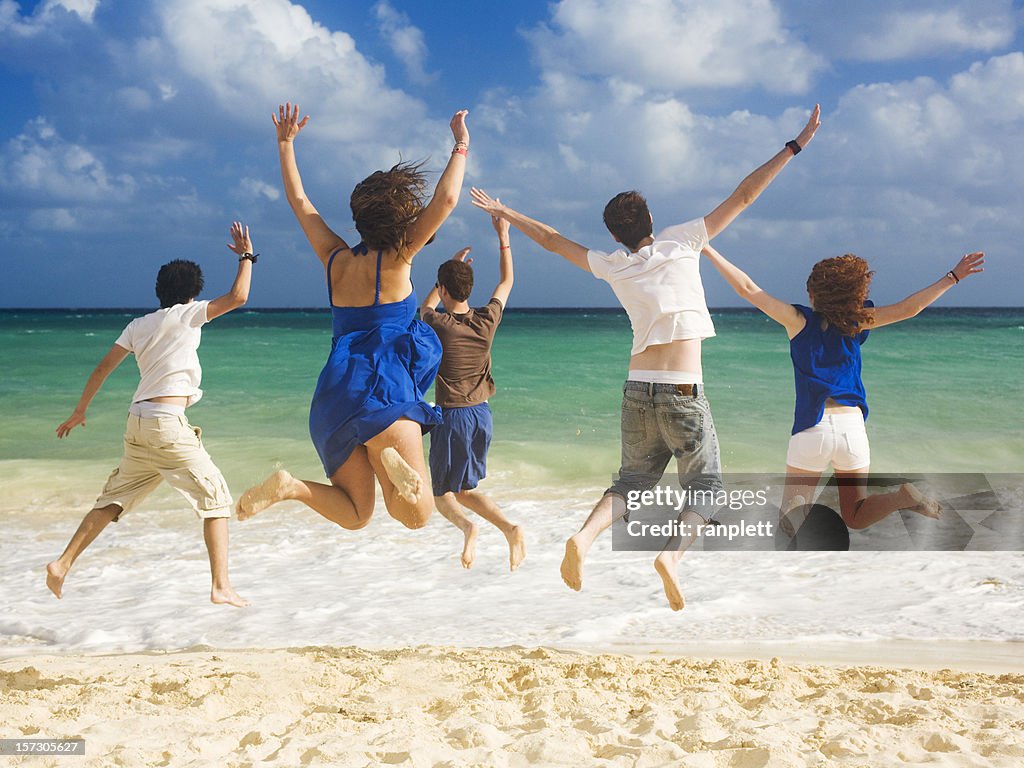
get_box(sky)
[0,0,1021,308]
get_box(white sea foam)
[2,479,1023,659]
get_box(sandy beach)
[3,645,1023,767]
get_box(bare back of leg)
[237,447,375,530]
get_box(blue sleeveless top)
[308,244,442,476]
[789,302,872,435]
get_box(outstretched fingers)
[470,187,502,215]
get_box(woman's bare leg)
[835,467,942,530]
[46,504,121,598]
[455,489,526,571]
[365,418,434,529]
[435,493,478,568]
[237,447,375,530]
[780,465,823,536]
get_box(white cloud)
[157,0,435,151]
[0,0,97,35]
[529,0,824,94]
[829,52,1024,188]
[241,177,281,201]
[373,0,434,85]
[782,0,1018,62]
[851,8,1014,61]
[42,0,99,23]
[0,118,136,203]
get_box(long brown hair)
[349,160,427,259]
[806,255,874,336]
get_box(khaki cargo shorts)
[94,414,233,520]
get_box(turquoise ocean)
[1,308,1022,658]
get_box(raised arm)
[404,110,470,258]
[868,252,984,329]
[273,102,347,264]
[470,188,591,273]
[702,245,806,338]
[207,222,256,321]
[490,205,514,307]
[56,344,131,438]
[704,104,821,240]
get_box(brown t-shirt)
[421,298,503,408]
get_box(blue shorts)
[429,403,492,497]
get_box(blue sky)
[0,0,1021,308]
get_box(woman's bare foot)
[654,552,685,611]
[461,522,478,569]
[901,483,943,519]
[45,561,68,599]
[380,447,422,505]
[560,535,585,591]
[506,525,526,572]
[779,494,807,538]
[211,586,250,608]
[237,470,297,521]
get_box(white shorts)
[785,411,870,472]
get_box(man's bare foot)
[901,483,942,519]
[461,523,478,569]
[237,470,296,521]
[211,586,250,608]
[46,561,67,599]
[506,525,526,572]
[560,535,585,591]
[380,447,422,505]
[654,552,685,611]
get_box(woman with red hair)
[702,245,984,533]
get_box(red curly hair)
[806,255,875,336]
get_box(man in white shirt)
[47,222,257,608]
[470,105,820,610]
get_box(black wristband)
[239,252,259,264]
[946,270,959,284]
[786,139,802,156]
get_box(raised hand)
[56,411,85,439]
[450,109,469,146]
[226,221,253,256]
[490,198,510,238]
[273,102,310,143]
[794,103,821,149]
[452,246,473,265]
[950,252,985,282]
[470,188,507,218]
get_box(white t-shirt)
[115,301,210,406]
[587,217,716,355]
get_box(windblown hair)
[155,260,204,308]
[603,190,653,251]
[806,254,874,336]
[349,160,428,258]
[437,259,474,302]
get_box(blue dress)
[309,245,442,477]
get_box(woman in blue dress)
[701,244,984,533]
[238,103,470,531]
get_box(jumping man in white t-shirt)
[470,105,820,610]
[47,222,257,608]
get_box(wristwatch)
[239,252,259,264]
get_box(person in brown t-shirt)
[419,212,525,571]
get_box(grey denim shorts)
[606,381,723,522]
